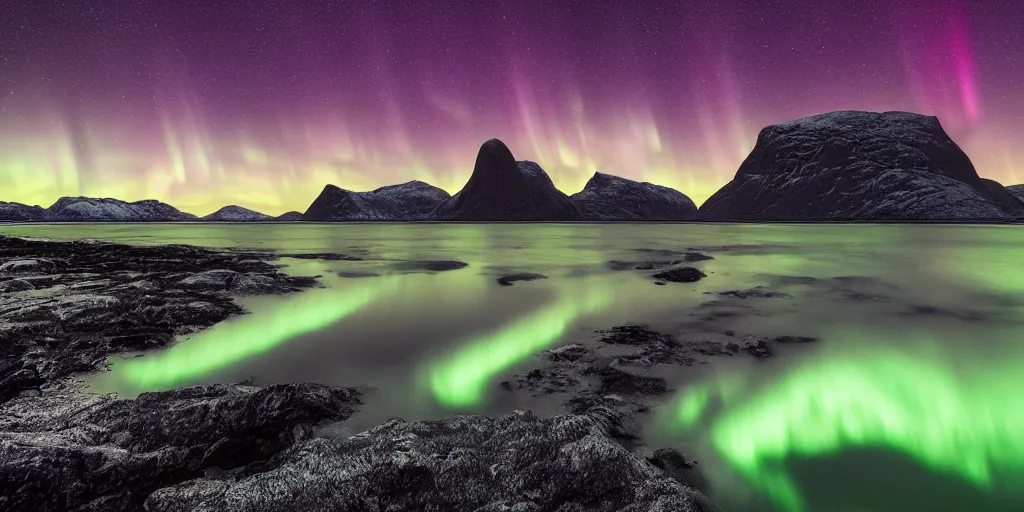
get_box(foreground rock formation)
[0,383,362,512]
[202,205,273,221]
[699,110,1024,221]
[571,172,699,220]
[432,139,579,221]
[302,181,451,221]
[144,406,718,512]
[0,235,319,402]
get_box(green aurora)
[669,329,1024,512]
[109,275,399,391]
[427,280,615,408]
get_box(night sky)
[1,0,1021,215]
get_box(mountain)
[1005,184,1024,203]
[202,205,273,221]
[302,181,450,221]
[45,197,197,222]
[570,172,698,220]
[431,139,578,221]
[699,111,1024,221]
[274,211,303,221]
[0,202,46,221]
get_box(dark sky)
[1,0,1021,214]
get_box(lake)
[1,222,1022,512]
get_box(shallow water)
[2,222,1023,511]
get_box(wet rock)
[544,343,590,363]
[774,335,819,344]
[338,271,381,278]
[279,252,364,261]
[0,235,321,403]
[499,367,580,395]
[651,267,706,283]
[0,383,362,512]
[144,408,714,512]
[718,287,791,299]
[740,336,773,358]
[392,260,469,273]
[0,279,34,292]
[598,324,674,346]
[496,272,547,286]
[584,365,669,396]
[646,448,710,494]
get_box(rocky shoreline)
[0,236,732,511]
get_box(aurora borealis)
[670,329,1024,512]
[1,0,1021,216]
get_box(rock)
[201,205,272,221]
[496,272,547,286]
[0,383,362,512]
[774,335,818,344]
[44,197,197,222]
[543,343,590,363]
[597,324,675,346]
[1006,184,1024,203]
[338,271,381,279]
[391,260,468,273]
[143,408,716,512]
[431,139,579,221]
[699,111,1024,221]
[0,236,320,402]
[280,252,364,261]
[273,211,303,221]
[646,448,710,494]
[584,365,669,396]
[651,267,706,283]
[718,287,791,299]
[0,201,46,221]
[570,172,698,220]
[0,279,34,292]
[302,181,450,221]
[740,336,773,358]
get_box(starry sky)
[1,0,1021,216]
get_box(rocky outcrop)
[431,139,579,221]
[0,236,319,403]
[144,407,718,512]
[302,181,450,221]
[699,111,1024,221]
[571,173,698,220]
[44,197,197,222]
[0,201,46,221]
[0,383,362,512]
[202,205,272,221]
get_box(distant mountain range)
[3,110,1023,223]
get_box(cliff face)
[301,181,450,221]
[431,139,578,221]
[699,111,1024,221]
[570,173,698,220]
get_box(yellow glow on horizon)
[1,102,1021,216]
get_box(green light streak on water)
[671,331,1024,512]
[113,276,399,390]
[428,281,614,409]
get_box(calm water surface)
[2,222,1022,512]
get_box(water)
[2,222,1023,511]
